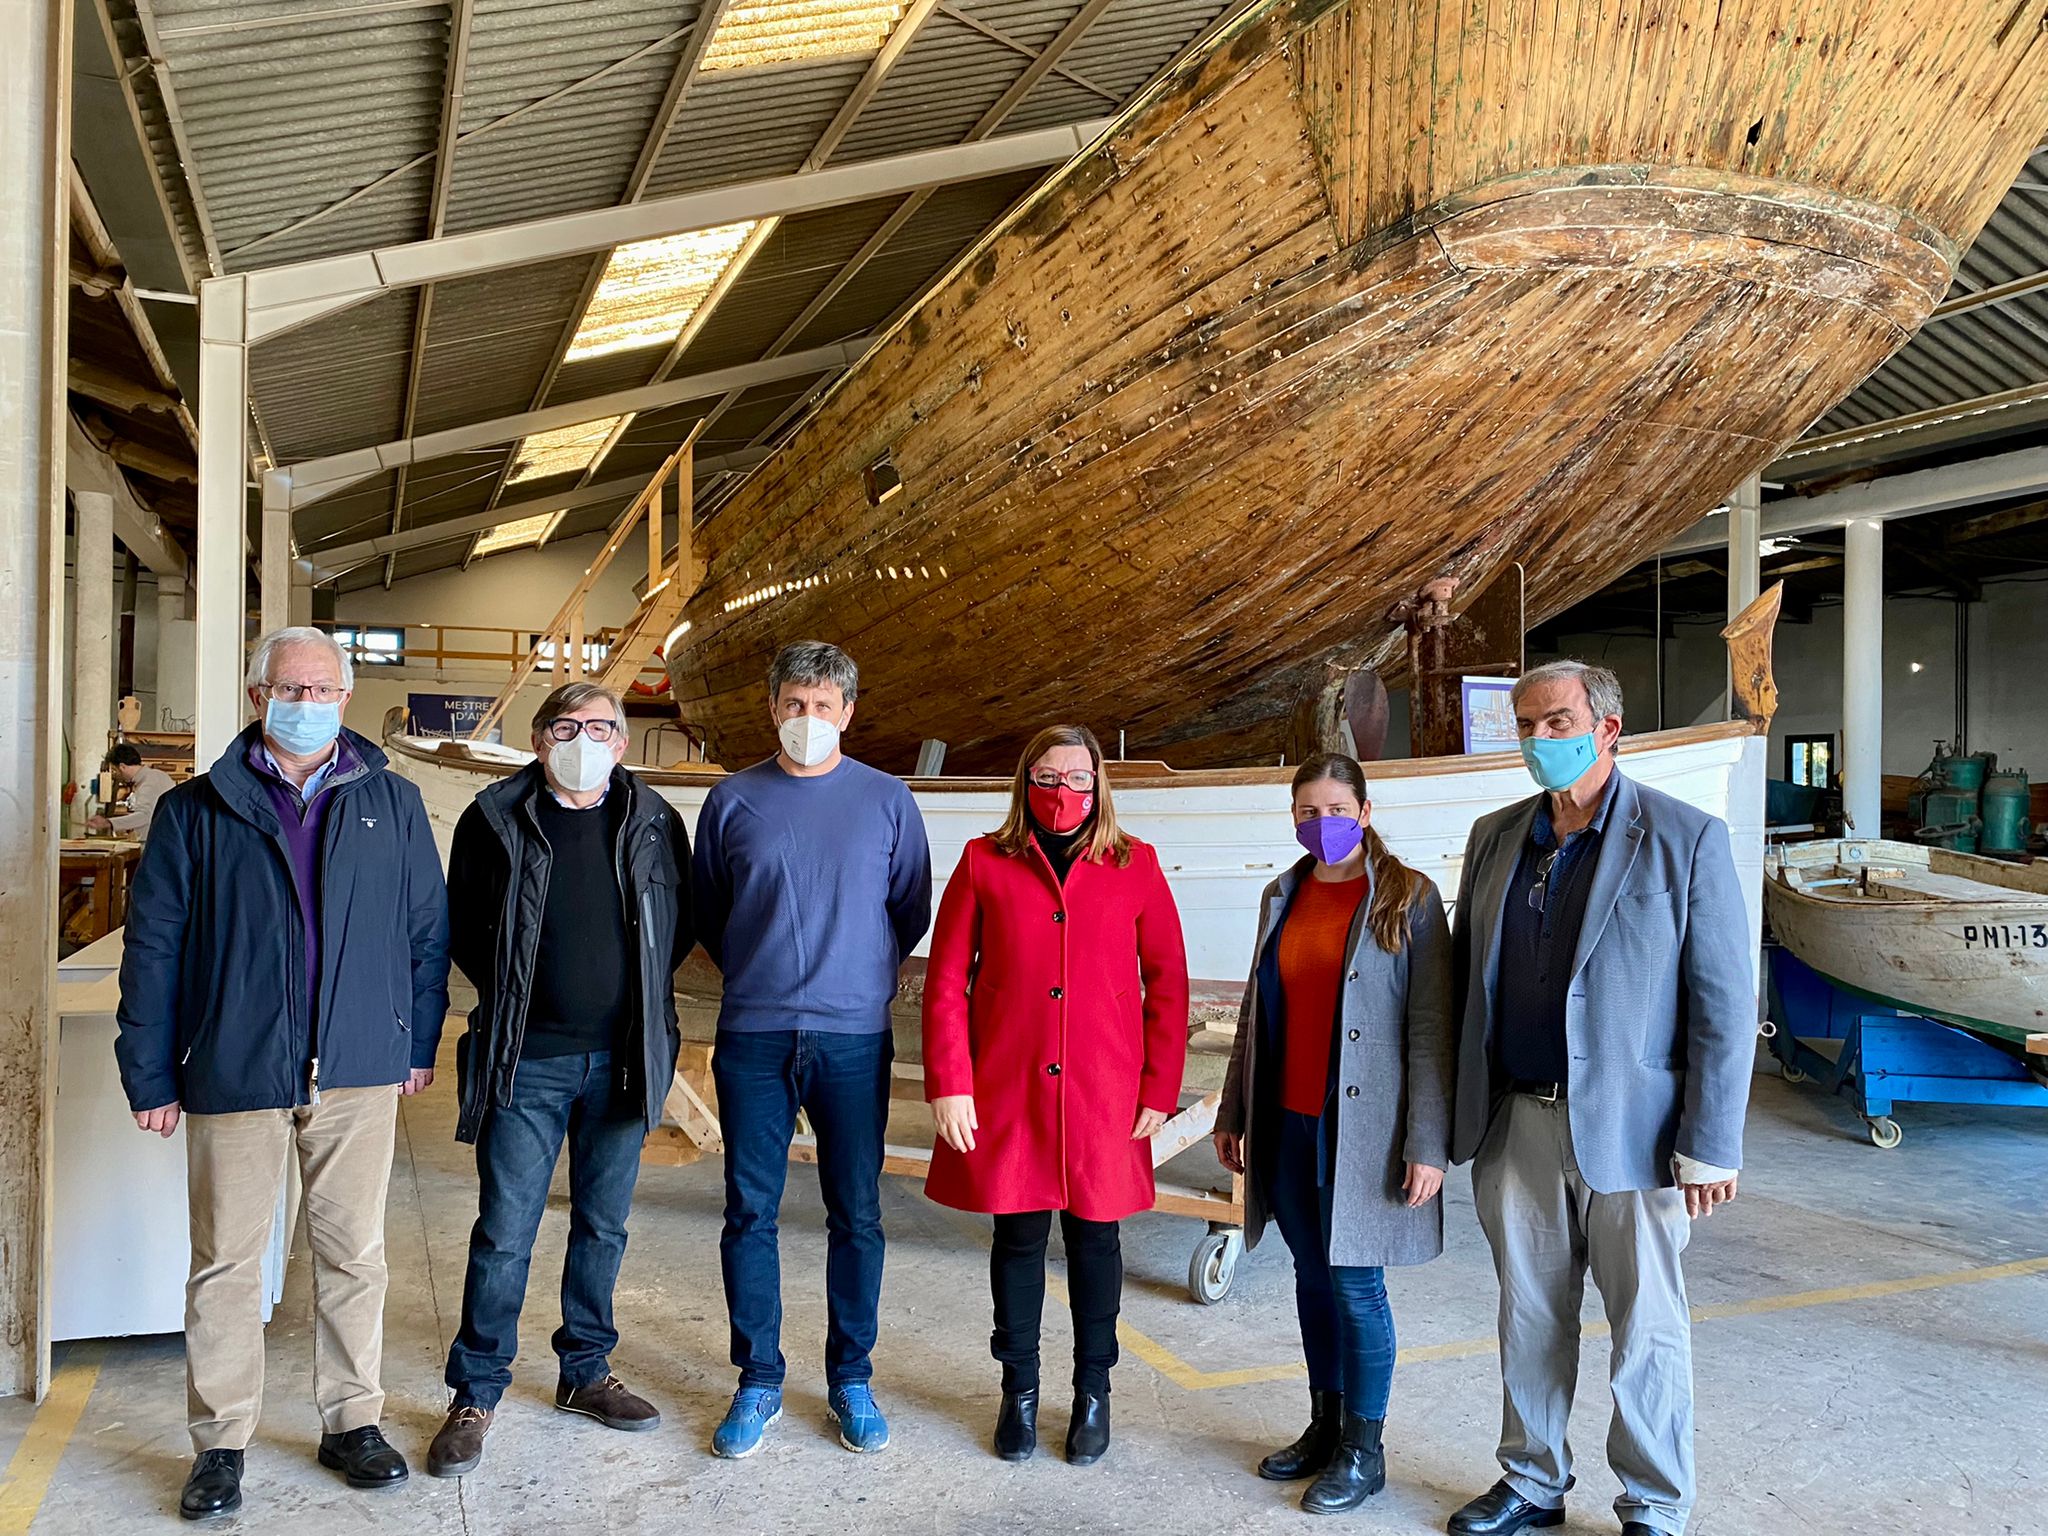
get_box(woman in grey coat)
[1214,753,1454,1515]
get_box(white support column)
[156,574,194,729]
[196,275,251,762]
[1842,518,1885,837]
[260,475,290,640]
[288,560,314,629]
[0,0,72,1403]
[1726,474,1760,718]
[70,489,115,821]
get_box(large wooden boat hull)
[664,0,2046,773]
[391,718,1767,993]
[1765,839,2048,1048]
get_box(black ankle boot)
[1258,1389,1342,1480]
[1300,1413,1385,1514]
[1064,1391,1109,1466]
[994,1388,1039,1461]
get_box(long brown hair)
[1290,753,1425,953]
[992,724,1134,868]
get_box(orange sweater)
[1277,874,1368,1116]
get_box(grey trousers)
[1472,1093,1695,1535]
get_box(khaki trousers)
[184,1086,398,1451]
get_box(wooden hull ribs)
[668,0,2048,771]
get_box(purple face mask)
[1295,814,1365,865]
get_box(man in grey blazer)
[1445,660,1752,1536]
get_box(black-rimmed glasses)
[1029,768,1096,791]
[543,717,622,743]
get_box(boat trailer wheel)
[1865,1115,1903,1150]
[1188,1225,1244,1305]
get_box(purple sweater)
[247,736,353,1022]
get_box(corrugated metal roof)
[827,12,1036,164]
[1809,144,2048,435]
[247,289,419,461]
[643,56,871,197]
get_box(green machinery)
[1909,742,2032,855]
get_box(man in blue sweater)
[693,640,932,1459]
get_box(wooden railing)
[311,621,668,682]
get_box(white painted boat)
[1765,839,2048,1047]
[386,715,1768,995]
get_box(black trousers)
[990,1210,1122,1396]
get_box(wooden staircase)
[471,438,702,741]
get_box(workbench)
[59,837,142,946]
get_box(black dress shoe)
[1448,1481,1566,1536]
[317,1425,409,1489]
[994,1388,1039,1461]
[179,1449,243,1521]
[1258,1389,1342,1481]
[1064,1391,1109,1466]
[1300,1413,1385,1514]
[1621,1524,1661,1536]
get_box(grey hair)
[532,680,625,735]
[246,625,353,691]
[767,639,858,703]
[1512,659,1625,726]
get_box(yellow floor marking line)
[1109,1252,2048,1392]
[0,1343,104,1535]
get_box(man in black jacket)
[427,681,692,1478]
[116,626,450,1522]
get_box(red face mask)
[1028,783,1094,835]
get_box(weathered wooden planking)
[662,0,2048,772]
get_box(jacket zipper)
[615,805,641,1098]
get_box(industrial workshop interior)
[7,1,2048,1533]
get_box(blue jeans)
[1267,1110,1398,1419]
[445,1051,645,1409]
[712,1027,892,1389]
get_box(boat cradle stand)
[1766,948,2048,1147]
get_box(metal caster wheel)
[1187,1228,1244,1305]
[1780,1063,1808,1085]
[1865,1116,1902,1150]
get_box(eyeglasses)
[1526,849,1562,915]
[1029,768,1096,792]
[260,681,347,703]
[543,717,622,744]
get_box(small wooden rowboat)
[1765,839,2048,1053]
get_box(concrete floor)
[5,1041,2045,1536]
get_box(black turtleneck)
[1031,818,1091,885]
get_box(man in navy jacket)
[116,627,450,1522]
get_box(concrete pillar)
[0,0,73,1402]
[288,559,315,629]
[195,274,250,763]
[156,574,196,731]
[1725,474,1761,719]
[71,490,116,821]
[260,476,290,640]
[1842,517,1885,836]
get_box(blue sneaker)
[711,1386,782,1459]
[829,1383,890,1453]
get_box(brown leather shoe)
[426,1404,493,1477]
[556,1374,661,1432]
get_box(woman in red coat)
[923,723,1189,1467]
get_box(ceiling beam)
[1928,266,2048,323]
[1666,446,2048,557]
[1771,378,2048,480]
[233,121,1110,343]
[305,450,769,578]
[687,0,1125,482]
[935,2,1123,102]
[386,0,476,587]
[66,413,188,578]
[281,335,874,508]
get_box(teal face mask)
[265,698,342,757]
[1520,732,1598,792]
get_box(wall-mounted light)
[865,450,903,508]
[1909,661,1924,673]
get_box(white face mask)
[546,733,614,794]
[779,715,840,769]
